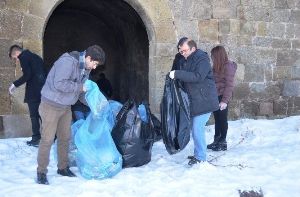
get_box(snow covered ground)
[0,116,299,197]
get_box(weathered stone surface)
[273,97,288,115]
[219,35,238,47]
[0,9,22,39]
[22,40,43,56]
[267,23,285,37]
[5,0,30,12]
[290,10,300,24]
[219,20,230,34]
[285,24,295,39]
[271,39,291,49]
[271,9,291,23]
[241,0,275,7]
[282,80,300,96]
[241,100,260,117]
[292,39,300,49]
[199,20,219,42]
[273,66,291,80]
[212,0,240,18]
[155,43,177,57]
[239,6,271,21]
[0,39,16,67]
[174,19,199,42]
[256,22,267,36]
[275,0,289,8]
[234,64,245,83]
[230,19,240,34]
[244,64,264,82]
[2,114,31,138]
[259,102,273,115]
[0,0,6,9]
[276,50,300,67]
[21,15,44,40]
[0,94,11,115]
[0,67,15,92]
[291,66,300,79]
[237,36,252,46]
[249,82,281,99]
[240,21,256,36]
[253,37,272,47]
[29,0,63,19]
[232,83,250,100]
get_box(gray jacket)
[41,52,89,107]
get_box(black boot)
[212,140,227,151]
[207,136,220,149]
[26,139,40,147]
[188,157,203,166]
[37,172,49,185]
[57,167,76,177]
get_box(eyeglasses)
[179,48,190,55]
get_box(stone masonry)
[0,0,299,137]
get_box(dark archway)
[43,0,149,103]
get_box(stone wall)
[0,0,299,137]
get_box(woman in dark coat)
[207,45,237,151]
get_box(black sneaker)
[37,172,49,185]
[188,157,203,166]
[26,139,40,147]
[57,167,76,177]
[212,141,227,151]
[207,136,221,149]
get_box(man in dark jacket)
[169,39,219,166]
[8,45,46,147]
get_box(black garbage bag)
[112,99,155,168]
[151,114,162,142]
[160,76,191,154]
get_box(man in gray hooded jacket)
[37,45,105,185]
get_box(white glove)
[169,71,175,79]
[219,102,227,111]
[9,83,16,95]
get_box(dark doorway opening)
[43,0,149,103]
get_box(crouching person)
[37,45,105,185]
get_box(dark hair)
[9,44,23,58]
[85,45,105,65]
[177,37,188,50]
[187,40,197,50]
[211,45,228,73]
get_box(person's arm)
[13,57,32,87]
[221,62,237,104]
[174,54,211,82]
[53,57,83,93]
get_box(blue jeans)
[192,112,211,161]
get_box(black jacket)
[171,53,184,71]
[174,49,219,117]
[13,50,46,103]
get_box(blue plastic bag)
[74,80,122,179]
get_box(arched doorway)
[43,0,149,103]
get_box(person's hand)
[82,84,87,92]
[219,102,227,111]
[169,71,175,79]
[8,84,16,95]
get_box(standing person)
[36,45,105,185]
[171,37,188,71]
[169,40,219,166]
[207,46,237,151]
[96,73,113,98]
[8,45,46,147]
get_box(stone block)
[5,0,30,12]
[219,20,230,34]
[249,82,281,99]
[267,23,285,38]
[232,83,250,100]
[21,14,44,40]
[0,9,22,39]
[191,0,212,20]
[292,39,300,49]
[271,39,291,49]
[273,66,291,80]
[240,21,255,36]
[275,0,289,8]
[0,39,17,67]
[174,19,199,43]
[273,97,288,115]
[0,0,5,9]
[241,0,275,7]
[28,0,63,19]
[252,37,272,47]
[156,43,177,57]
[0,94,11,115]
[239,6,271,21]
[271,9,291,23]
[237,36,252,46]
[199,20,219,42]
[219,35,238,47]
[290,10,300,24]
[0,67,15,92]
[296,25,300,39]
[276,50,300,67]
[256,22,267,36]
[244,64,265,82]
[282,80,300,96]
[228,100,241,120]
[285,24,295,39]
[213,8,231,19]
[259,102,273,115]
[155,22,177,43]
[2,114,31,138]
[291,65,300,79]
[22,40,43,56]
[241,100,260,117]
[234,63,245,83]
[230,19,240,34]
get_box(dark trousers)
[213,96,228,142]
[27,102,41,141]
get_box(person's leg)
[73,110,85,121]
[192,112,211,161]
[56,108,72,171]
[207,110,221,149]
[219,106,228,142]
[37,102,61,174]
[27,102,41,143]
